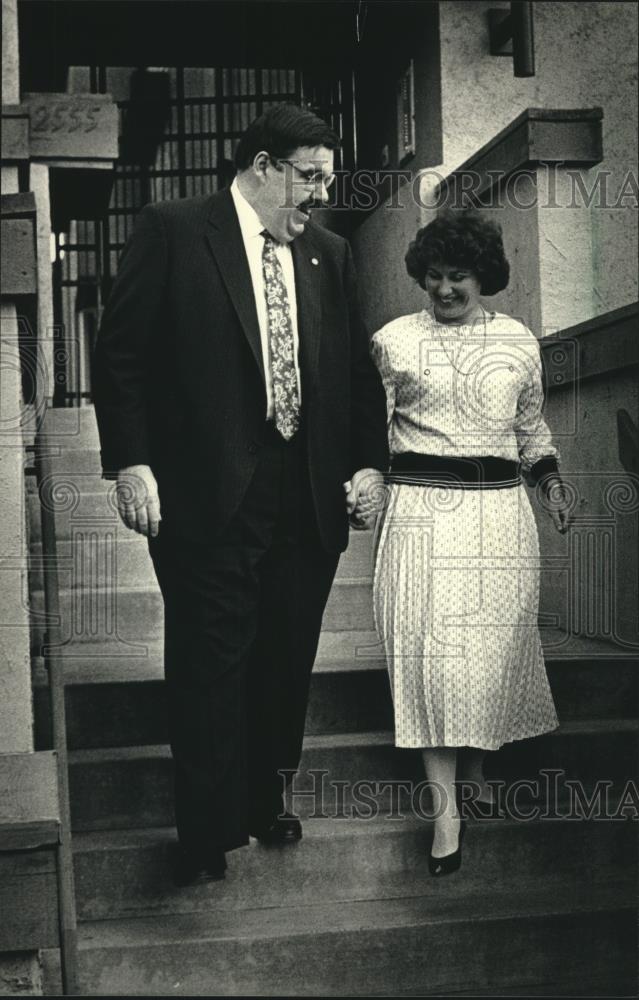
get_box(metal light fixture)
[488,1,535,77]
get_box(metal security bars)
[106,67,303,273]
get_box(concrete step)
[32,629,384,685]
[37,404,101,449]
[66,721,638,832]
[33,648,638,750]
[27,482,126,547]
[28,519,374,584]
[32,447,103,476]
[30,535,156,592]
[37,626,622,682]
[45,879,636,995]
[30,576,375,646]
[71,816,637,921]
[35,668,394,748]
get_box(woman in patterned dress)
[362,210,572,876]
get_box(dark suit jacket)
[92,188,389,552]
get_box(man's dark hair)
[405,209,510,296]
[234,103,341,171]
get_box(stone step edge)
[31,651,638,688]
[67,731,393,765]
[30,626,638,660]
[31,632,386,686]
[29,527,372,548]
[30,577,373,598]
[31,656,388,687]
[75,877,633,949]
[72,816,425,851]
[31,638,638,688]
[69,813,636,854]
[66,717,639,765]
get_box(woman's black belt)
[387,454,521,489]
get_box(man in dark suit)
[92,104,389,886]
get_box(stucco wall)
[439,1,637,320]
[1,0,20,194]
[0,952,43,995]
[537,364,639,645]
[352,184,425,333]
[353,1,638,334]
[2,0,19,103]
[485,168,597,335]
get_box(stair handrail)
[31,417,79,996]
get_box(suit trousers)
[148,423,340,855]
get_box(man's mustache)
[298,198,321,213]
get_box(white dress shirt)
[230,178,301,420]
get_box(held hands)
[344,468,385,530]
[116,464,162,537]
[343,469,573,534]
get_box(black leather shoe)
[428,820,466,877]
[168,843,227,887]
[250,813,302,845]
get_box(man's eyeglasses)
[272,157,336,190]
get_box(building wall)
[538,359,639,645]
[352,0,638,335]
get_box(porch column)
[0,0,42,991]
[30,163,56,407]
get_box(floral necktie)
[261,231,300,440]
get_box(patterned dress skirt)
[372,481,559,750]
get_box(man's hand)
[344,468,385,530]
[116,464,161,537]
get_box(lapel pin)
[311,257,319,266]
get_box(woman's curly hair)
[405,209,510,296]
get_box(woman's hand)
[345,468,385,530]
[540,474,572,534]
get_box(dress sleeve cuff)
[529,456,560,485]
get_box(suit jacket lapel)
[204,189,265,385]
[291,229,322,394]
[204,191,322,397]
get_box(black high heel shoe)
[428,820,466,877]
